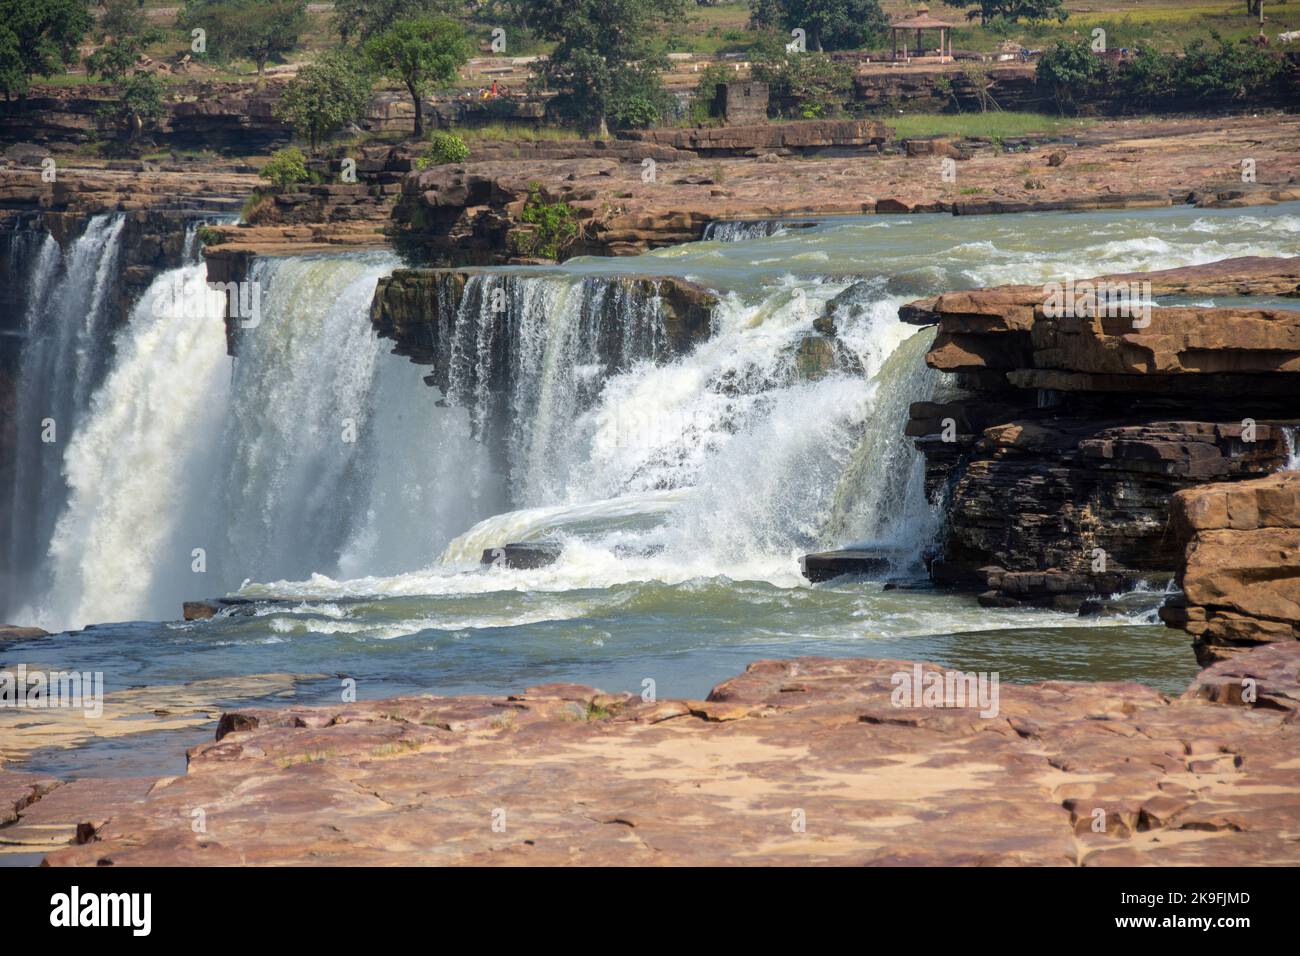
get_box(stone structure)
[713,81,769,125]
[1162,472,1300,665]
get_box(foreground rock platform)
[30,642,1300,866]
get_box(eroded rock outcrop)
[1161,472,1300,665]
[904,256,1300,605]
[619,118,891,155]
[30,641,1300,866]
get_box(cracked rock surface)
[14,643,1298,866]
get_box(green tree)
[749,0,889,52]
[333,0,459,45]
[1035,38,1105,113]
[86,0,165,83]
[260,146,311,187]
[941,0,1067,26]
[1173,33,1284,101]
[179,0,308,84]
[364,16,471,137]
[751,34,853,116]
[0,0,91,99]
[99,71,166,141]
[526,0,686,137]
[273,50,374,151]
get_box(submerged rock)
[481,541,562,570]
[0,624,48,641]
[800,549,893,582]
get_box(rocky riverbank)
[6,115,1298,269]
[896,255,1300,609]
[387,115,1300,262]
[2,640,1290,866]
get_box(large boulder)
[1162,472,1300,665]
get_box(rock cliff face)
[371,269,716,370]
[619,119,891,155]
[27,640,1300,866]
[370,268,717,449]
[904,257,1300,607]
[1161,472,1300,665]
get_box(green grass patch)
[458,123,586,142]
[879,111,1085,140]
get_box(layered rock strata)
[903,256,1300,606]
[1161,472,1300,665]
[619,118,891,155]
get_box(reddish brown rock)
[1163,472,1300,664]
[22,644,1300,867]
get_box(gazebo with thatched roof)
[890,5,955,64]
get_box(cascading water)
[704,220,790,242]
[27,251,504,629]
[3,214,126,620]
[349,268,939,591]
[12,204,1293,704]
[1283,426,1300,471]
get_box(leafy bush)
[751,35,853,119]
[689,64,733,125]
[259,147,310,188]
[427,130,470,165]
[196,225,226,246]
[516,184,578,261]
[1173,34,1284,102]
[1038,33,1286,114]
[240,190,274,223]
[273,50,373,151]
[1035,39,1109,114]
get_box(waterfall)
[13,235,938,623]
[385,272,939,589]
[704,220,790,242]
[40,262,232,628]
[426,273,676,506]
[3,214,126,620]
[1284,425,1300,471]
[25,250,507,629]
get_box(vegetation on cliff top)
[363,16,472,136]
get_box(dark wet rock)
[481,541,562,570]
[800,549,893,582]
[370,269,717,422]
[182,601,219,621]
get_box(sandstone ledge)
[1163,472,1300,666]
[27,643,1300,866]
[905,256,1300,398]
